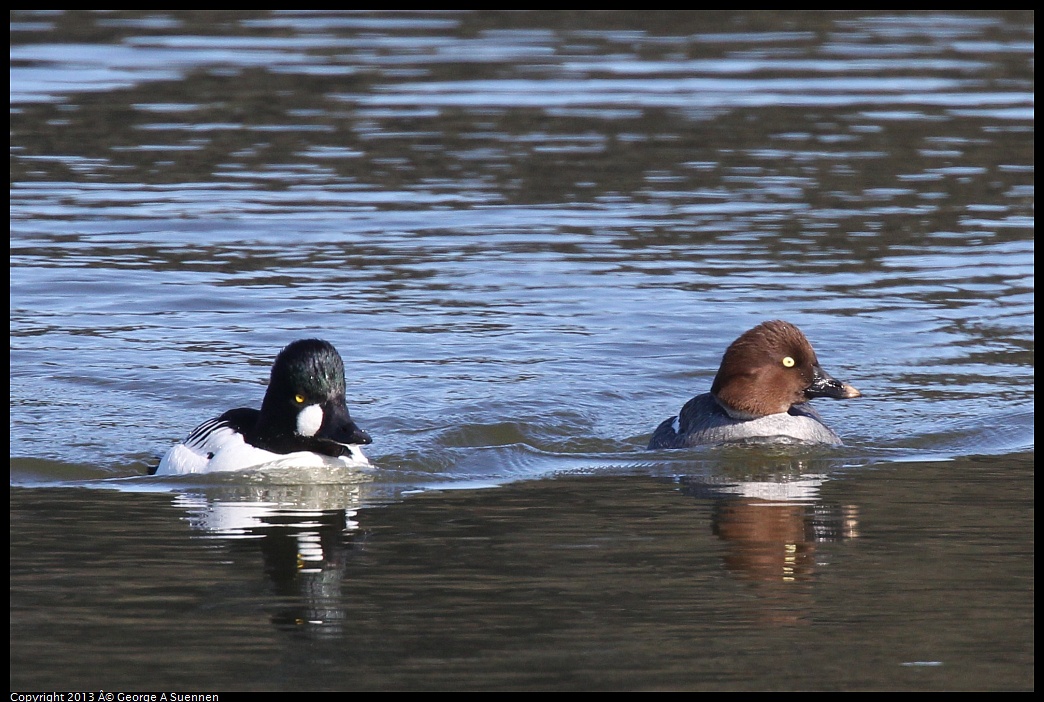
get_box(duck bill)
[319,402,373,446]
[806,365,861,400]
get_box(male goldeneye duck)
[648,320,861,449]
[152,339,372,475]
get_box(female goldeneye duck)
[648,320,861,449]
[152,339,372,475]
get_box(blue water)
[10,10,1034,691]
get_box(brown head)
[710,320,861,418]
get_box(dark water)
[10,10,1034,691]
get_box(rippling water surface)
[10,10,1033,691]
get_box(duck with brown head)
[648,320,861,449]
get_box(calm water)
[10,10,1034,691]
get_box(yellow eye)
[782,356,795,368]
[294,394,306,405]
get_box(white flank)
[155,411,372,475]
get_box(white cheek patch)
[672,415,681,435]
[296,404,324,437]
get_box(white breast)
[155,423,371,475]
